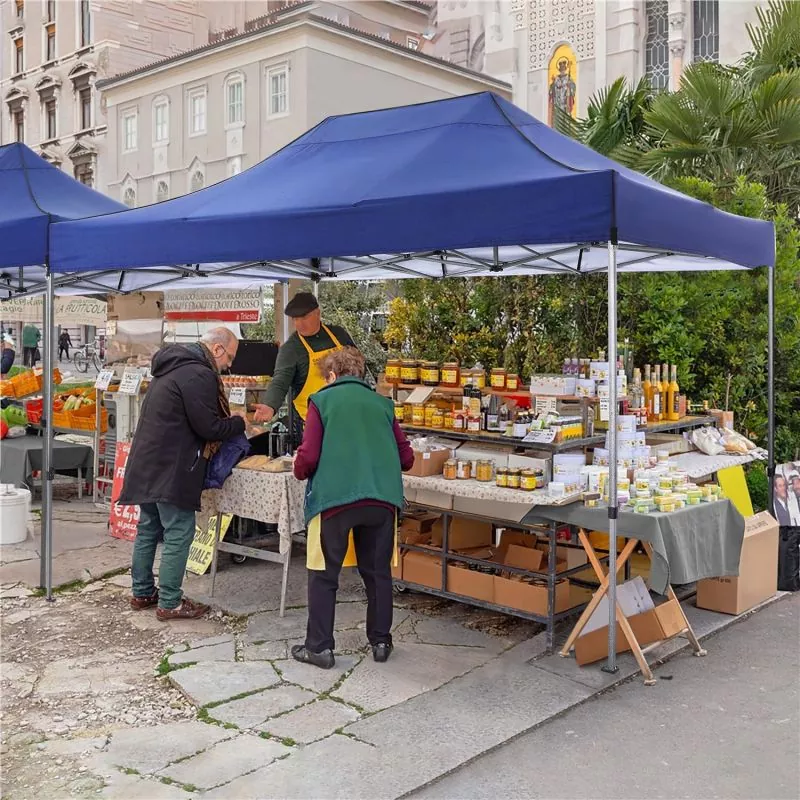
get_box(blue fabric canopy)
[0,143,125,272]
[49,93,775,277]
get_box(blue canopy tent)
[46,93,777,671]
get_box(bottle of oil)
[667,364,680,421]
[643,364,653,411]
[630,368,644,421]
[661,363,669,418]
[650,364,663,423]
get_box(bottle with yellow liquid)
[643,364,653,411]
[660,363,669,422]
[649,364,662,423]
[667,364,680,421]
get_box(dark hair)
[318,346,365,379]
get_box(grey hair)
[200,327,237,348]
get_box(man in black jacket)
[121,328,247,620]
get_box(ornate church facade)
[427,1,764,123]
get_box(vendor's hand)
[231,410,249,422]
[252,404,275,423]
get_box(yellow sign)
[186,514,233,575]
[717,465,754,518]
[548,43,578,126]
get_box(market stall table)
[0,435,92,494]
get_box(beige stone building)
[98,1,509,207]
[426,0,766,123]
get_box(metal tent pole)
[767,262,775,515]
[39,268,56,600]
[603,241,619,673]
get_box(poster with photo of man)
[774,463,800,527]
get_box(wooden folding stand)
[559,529,706,685]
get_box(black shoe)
[291,644,335,670]
[372,643,393,663]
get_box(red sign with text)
[109,442,140,541]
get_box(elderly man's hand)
[231,410,249,422]
[252,404,275,423]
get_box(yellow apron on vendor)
[293,325,343,421]
[306,510,400,571]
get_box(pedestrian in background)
[1,334,15,378]
[22,323,40,367]
[58,330,72,361]
[292,347,414,669]
[121,327,247,620]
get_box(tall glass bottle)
[660,364,669,422]
[630,368,644,413]
[643,364,653,411]
[650,364,663,423]
[667,364,680,421]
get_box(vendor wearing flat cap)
[253,292,355,426]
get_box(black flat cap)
[284,292,319,317]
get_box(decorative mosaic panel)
[528,0,595,71]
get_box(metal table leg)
[209,513,224,597]
[279,538,292,618]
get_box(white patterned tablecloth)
[402,474,580,506]
[199,468,307,555]
[671,451,763,480]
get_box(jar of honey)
[411,404,425,426]
[424,404,437,427]
[400,359,419,384]
[420,361,440,386]
[456,460,472,480]
[441,362,460,387]
[430,408,444,428]
[507,468,521,489]
[476,460,493,482]
[490,368,507,390]
[393,402,405,423]
[385,359,402,384]
[443,459,458,480]
[443,411,454,429]
[506,373,520,391]
[495,468,509,488]
[471,367,487,390]
[520,469,537,491]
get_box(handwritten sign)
[95,370,115,391]
[228,386,246,406]
[186,515,233,575]
[522,429,558,444]
[118,369,143,395]
[109,442,140,541]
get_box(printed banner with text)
[109,442,140,541]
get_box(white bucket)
[0,485,31,545]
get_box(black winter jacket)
[119,344,245,511]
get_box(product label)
[118,369,143,395]
[228,386,246,406]
[95,370,115,391]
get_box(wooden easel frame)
[559,529,706,684]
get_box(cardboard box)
[503,543,545,573]
[431,517,493,551]
[401,550,443,590]
[696,511,779,615]
[452,496,531,524]
[392,555,403,581]
[413,489,454,510]
[407,448,451,477]
[107,292,164,320]
[493,574,571,615]
[709,409,734,430]
[574,597,686,665]
[400,511,440,534]
[455,442,514,469]
[446,562,495,602]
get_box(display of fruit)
[1,404,27,427]
[0,419,7,439]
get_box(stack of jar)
[495,467,546,491]
[442,458,495,482]
[385,359,521,392]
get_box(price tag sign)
[522,429,557,444]
[118,369,143,395]
[228,386,247,406]
[95,370,115,391]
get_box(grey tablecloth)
[524,499,745,595]
[0,436,93,490]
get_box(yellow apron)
[293,324,343,421]
[306,510,400,570]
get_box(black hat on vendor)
[284,292,319,318]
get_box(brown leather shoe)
[156,598,210,621]
[130,592,158,610]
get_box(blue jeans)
[131,503,196,610]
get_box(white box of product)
[529,375,577,396]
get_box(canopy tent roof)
[0,143,126,293]
[49,92,775,286]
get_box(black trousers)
[58,346,69,360]
[306,505,395,653]
[23,347,36,367]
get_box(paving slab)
[330,629,370,653]
[36,654,153,696]
[99,773,194,799]
[105,574,133,589]
[204,734,375,800]
[331,601,368,629]
[273,654,361,694]
[159,733,291,789]
[244,607,308,644]
[242,640,289,661]
[168,640,235,666]
[168,663,281,707]
[208,684,317,728]
[411,616,509,652]
[262,699,361,743]
[334,642,496,713]
[128,612,221,636]
[101,721,235,774]
[188,633,235,649]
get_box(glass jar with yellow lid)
[495,468,509,488]
[520,469,537,491]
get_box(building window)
[43,98,56,139]
[693,0,719,63]
[122,110,137,152]
[645,0,669,91]
[226,75,244,126]
[153,98,169,142]
[407,37,419,50]
[74,161,93,186]
[267,65,288,117]
[79,0,91,48]
[45,24,56,62]
[228,156,242,176]
[188,88,206,135]
[190,170,204,192]
[15,0,24,19]
[46,0,56,22]
[155,181,169,203]
[78,87,91,129]
[123,187,136,207]
[14,38,24,74]
[13,110,24,141]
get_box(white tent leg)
[603,241,619,673]
[39,269,55,600]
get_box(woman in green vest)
[292,347,414,669]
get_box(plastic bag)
[691,427,725,456]
[204,434,251,489]
[6,426,27,439]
